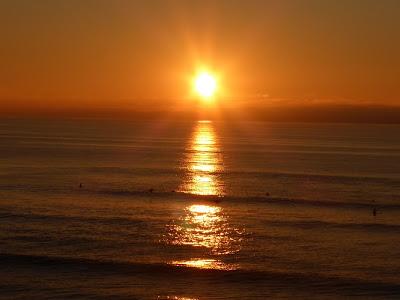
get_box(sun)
[194,72,217,99]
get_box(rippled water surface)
[1,119,400,299]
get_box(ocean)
[0,118,399,299]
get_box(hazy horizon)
[2,102,400,124]
[1,0,399,120]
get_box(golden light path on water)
[157,296,198,300]
[178,120,223,196]
[165,121,243,271]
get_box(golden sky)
[0,0,399,115]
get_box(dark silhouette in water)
[148,188,154,193]
[79,183,83,188]
[373,208,377,216]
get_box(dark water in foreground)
[1,119,400,299]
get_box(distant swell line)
[2,166,400,184]
[0,211,146,226]
[1,211,399,233]
[1,184,399,209]
[96,189,400,210]
[262,219,400,232]
[1,253,399,297]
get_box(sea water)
[0,118,399,299]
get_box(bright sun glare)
[194,72,217,99]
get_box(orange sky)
[0,0,399,116]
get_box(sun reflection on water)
[164,203,243,270]
[164,121,244,271]
[170,258,237,270]
[178,120,224,196]
[157,296,198,300]
[166,204,240,253]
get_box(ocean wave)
[261,219,400,232]
[1,253,399,297]
[2,209,398,236]
[1,182,399,209]
[96,189,400,210]
[2,166,400,184]
[0,211,146,227]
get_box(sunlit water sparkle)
[167,121,243,270]
[1,119,400,299]
[178,121,224,196]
